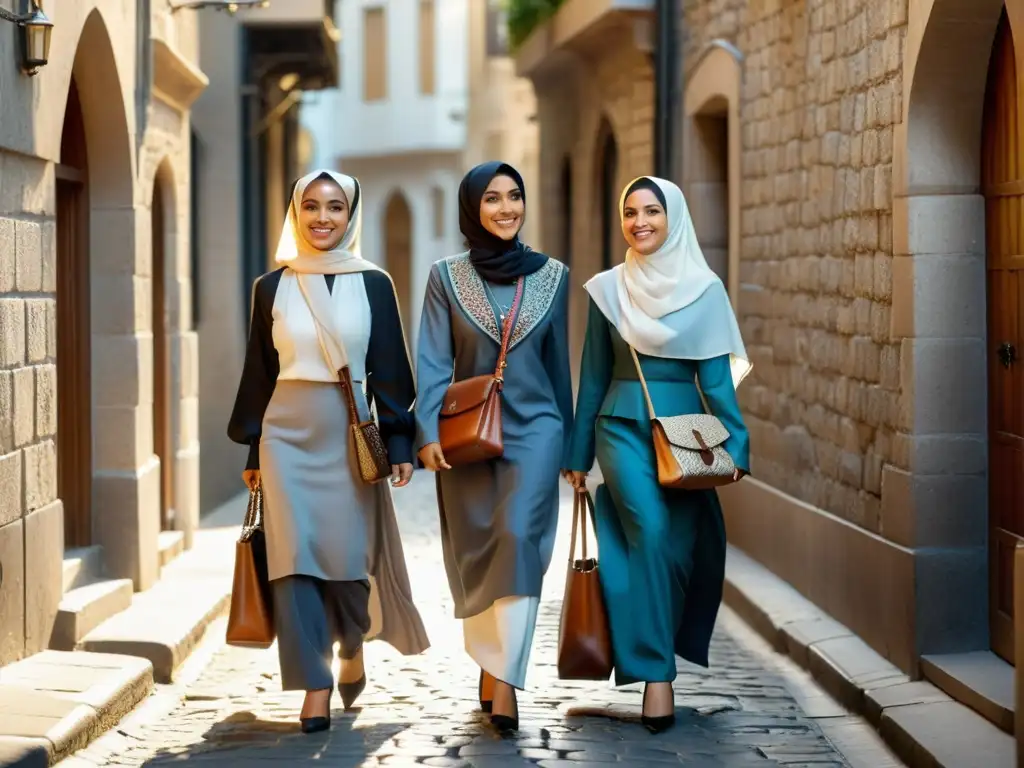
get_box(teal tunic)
[565,297,750,686]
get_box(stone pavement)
[57,475,896,768]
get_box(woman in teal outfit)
[565,176,751,734]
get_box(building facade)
[0,0,203,666]
[518,0,1019,716]
[301,0,540,353]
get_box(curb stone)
[723,545,1015,768]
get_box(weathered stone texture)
[684,0,909,534]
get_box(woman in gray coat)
[416,162,574,732]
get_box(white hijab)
[584,175,751,388]
[275,169,382,373]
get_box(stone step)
[0,650,152,766]
[157,530,184,569]
[61,547,103,594]
[50,580,135,652]
[921,651,1014,734]
[723,546,1016,768]
[75,526,234,684]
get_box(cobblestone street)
[59,476,897,768]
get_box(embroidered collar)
[445,253,565,350]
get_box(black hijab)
[458,161,548,283]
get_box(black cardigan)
[227,268,416,470]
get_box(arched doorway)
[57,78,92,548]
[151,172,175,532]
[982,8,1024,664]
[383,192,413,339]
[597,123,619,271]
[688,110,729,284]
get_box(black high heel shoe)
[641,683,676,734]
[337,652,367,711]
[478,669,493,713]
[338,675,366,711]
[489,682,519,733]
[300,689,332,734]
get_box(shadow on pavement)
[139,707,406,765]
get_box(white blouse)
[271,270,371,382]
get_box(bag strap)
[628,343,712,419]
[628,345,658,421]
[295,272,364,425]
[493,276,526,383]
[567,488,595,564]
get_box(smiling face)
[621,187,669,256]
[478,173,525,241]
[296,177,350,251]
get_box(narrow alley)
[57,476,898,768]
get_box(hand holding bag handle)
[557,487,613,680]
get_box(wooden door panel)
[984,9,1024,664]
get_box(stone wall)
[0,155,63,665]
[683,0,910,535]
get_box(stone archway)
[63,10,156,589]
[383,192,414,341]
[895,0,1005,658]
[684,41,743,305]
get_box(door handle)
[998,342,1017,369]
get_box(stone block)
[0,519,25,665]
[92,459,160,590]
[0,218,15,292]
[879,700,1013,768]
[23,500,63,655]
[0,450,23,527]
[0,650,152,737]
[915,548,988,655]
[0,298,25,367]
[12,367,33,447]
[24,300,49,364]
[0,370,12,456]
[34,365,55,438]
[40,221,55,293]
[14,220,41,292]
[22,440,55,512]
[51,579,134,651]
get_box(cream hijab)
[584,176,751,388]
[275,169,382,373]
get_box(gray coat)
[415,254,574,618]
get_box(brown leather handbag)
[557,488,613,681]
[438,277,524,467]
[226,484,275,648]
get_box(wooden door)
[984,8,1024,664]
[151,182,174,531]
[57,79,92,548]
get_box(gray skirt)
[260,379,429,656]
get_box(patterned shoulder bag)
[628,345,736,489]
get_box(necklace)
[482,282,511,323]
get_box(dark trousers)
[272,575,371,691]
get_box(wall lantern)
[0,2,53,77]
[169,0,270,13]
